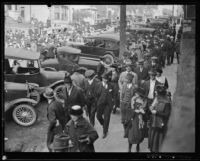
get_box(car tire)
[12,104,37,127]
[54,84,65,104]
[103,53,114,66]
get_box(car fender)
[5,98,37,112]
[49,80,64,90]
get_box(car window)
[94,39,105,48]
[105,40,118,49]
[84,38,95,46]
[8,59,39,75]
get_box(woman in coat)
[148,85,171,152]
[126,88,147,152]
[64,105,99,152]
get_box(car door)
[92,38,107,57]
[79,38,94,54]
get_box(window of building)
[7,5,11,10]
[54,6,60,20]
[55,13,60,20]
[21,7,25,18]
[15,5,17,11]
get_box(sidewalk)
[161,37,195,152]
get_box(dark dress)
[148,96,171,152]
[126,96,146,144]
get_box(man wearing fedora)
[134,59,149,87]
[43,87,67,152]
[96,73,114,139]
[83,69,100,126]
[63,74,86,124]
[64,105,99,152]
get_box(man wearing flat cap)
[62,74,86,123]
[83,70,100,126]
[71,66,87,90]
[134,59,149,87]
[43,87,67,152]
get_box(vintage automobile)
[69,33,121,65]
[4,48,67,100]
[41,46,101,73]
[4,81,39,126]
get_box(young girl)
[126,88,147,152]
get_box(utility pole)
[119,5,126,59]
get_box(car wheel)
[54,84,65,104]
[103,54,114,66]
[29,90,41,104]
[12,104,37,127]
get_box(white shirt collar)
[127,83,132,89]
[88,78,94,85]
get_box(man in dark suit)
[134,59,149,87]
[43,87,67,152]
[96,57,106,81]
[96,73,113,139]
[83,70,100,126]
[63,75,86,124]
[142,69,160,140]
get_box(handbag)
[151,115,164,128]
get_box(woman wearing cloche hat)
[64,105,99,152]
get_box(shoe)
[102,132,108,139]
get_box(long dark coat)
[46,99,66,151]
[148,96,171,152]
[64,116,99,152]
[63,85,86,122]
[83,78,100,125]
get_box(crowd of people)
[42,22,182,152]
[5,24,98,51]
[5,19,182,152]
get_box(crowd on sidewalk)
[42,23,182,152]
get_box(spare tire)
[103,53,114,66]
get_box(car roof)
[57,46,81,55]
[5,48,40,60]
[128,27,155,32]
[87,33,120,41]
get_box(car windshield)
[5,59,39,75]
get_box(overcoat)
[64,116,99,152]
